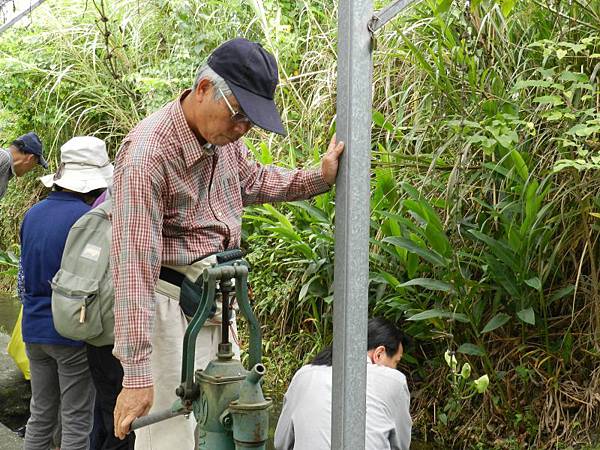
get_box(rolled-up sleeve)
[236,142,331,206]
[111,154,165,389]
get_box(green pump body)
[131,260,272,450]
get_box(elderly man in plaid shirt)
[110,38,344,449]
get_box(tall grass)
[0,0,599,447]
[246,0,600,447]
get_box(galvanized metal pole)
[332,0,373,448]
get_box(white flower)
[444,350,458,371]
[460,362,471,379]
[473,374,489,393]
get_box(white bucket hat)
[39,136,114,193]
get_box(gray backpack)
[51,199,114,346]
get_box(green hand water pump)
[132,259,272,449]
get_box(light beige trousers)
[134,288,239,450]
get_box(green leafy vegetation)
[0,0,599,447]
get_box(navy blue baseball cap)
[12,132,47,169]
[207,38,286,136]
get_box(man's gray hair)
[193,64,232,100]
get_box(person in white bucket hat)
[39,136,114,192]
[18,136,112,450]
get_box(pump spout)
[238,364,266,403]
[246,363,265,384]
[229,364,272,450]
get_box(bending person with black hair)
[274,317,412,450]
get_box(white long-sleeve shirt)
[274,359,412,450]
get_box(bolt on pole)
[332,0,373,448]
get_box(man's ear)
[24,154,37,168]
[193,78,212,103]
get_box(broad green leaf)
[512,79,552,90]
[446,119,481,129]
[572,83,594,91]
[524,180,541,230]
[372,110,395,133]
[507,227,522,253]
[548,285,575,305]
[376,271,401,289]
[423,224,452,257]
[533,95,564,106]
[291,242,316,259]
[458,343,486,356]
[510,149,528,180]
[544,110,563,121]
[568,124,599,137]
[517,307,535,325]
[501,0,516,16]
[299,280,311,300]
[484,258,520,297]
[407,253,419,279]
[262,204,294,230]
[436,0,453,13]
[402,195,444,233]
[408,309,447,321]
[259,142,273,165]
[289,201,329,223]
[265,225,300,242]
[481,313,511,333]
[408,309,469,323]
[383,236,448,267]
[562,43,587,54]
[525,277,542,291]
[468,230,519,273]
[483,162,510,177]
[399,278,454,292]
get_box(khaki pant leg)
[134,291,240,450]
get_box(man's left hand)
[321,135,345,186]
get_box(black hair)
[311,317,407,367]
[11,139,33,157]
[51,186,106,205]
[11,139,25,151]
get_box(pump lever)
[130,399,191,431]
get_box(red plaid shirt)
[111,90,330,388]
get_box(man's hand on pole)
[321,134,345,186]
[114,386,154,439]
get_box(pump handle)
[130,407,188,431]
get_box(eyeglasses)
[217,87,252,125]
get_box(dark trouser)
[90,394,108,449]
[86,344,135,450]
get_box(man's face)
[195,83,253,146]
[369,344,404,370]
[10,146,37,177]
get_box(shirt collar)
[366,355,373,365]
[3,149,15,177]
[170,89,215,167]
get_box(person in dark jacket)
[20,136,113,450]
[0,132,47,201]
